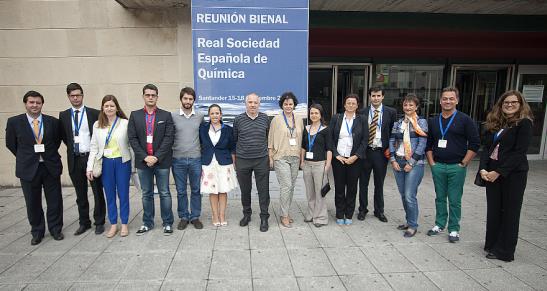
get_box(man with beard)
[171,87,205,230]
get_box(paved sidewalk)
[0,161,546,290]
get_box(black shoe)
[397,224,409,230]
[486,252,514,262]
[314,223,324,228]
[52,232,64,241]
[74,225,91,236]
[357,211,366,221]
[304,218,313,223]
[95,225,105,235]
[177,219,189,230]
[259,218,269,232]
[403,228,417,238]
[31,236,43,246]
[191,219,204,230]
[374,213,388,223]
[240,216,251,227]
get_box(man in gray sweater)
[171,87,205,229]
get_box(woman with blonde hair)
[478,90,533,262]
[87,95,132,238]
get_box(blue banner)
[192,0,309,122]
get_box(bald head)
[245,93,260,116]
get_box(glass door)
[517,65,547,159]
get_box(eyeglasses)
[503,101,520,106]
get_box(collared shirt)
[180,107,196,119]
[246,111,258,120]
[368,104,383,148]
[337,113,355,158]
[26,113,44,162]
[71,106,91,153]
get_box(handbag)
[92,156,103,178]
[474,170,486,187]
[320,163,331,197]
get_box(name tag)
[289,138,297,146]
[438,139,448,148]
[146,135,153,143]
[73,136,81,144]
[103,149,113,156]
[306,152,314,159]
[34,144,45,153]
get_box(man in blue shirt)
[426,87,480,243]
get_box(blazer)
[479,118,532,177]
[388,117,429,166]
[128,108,174,169]
[59,106,100,173]
[5,113,63,181]
[86,118,132,172]
[359,105,397,150]
[199,123,236,166]
[328,112,368,159]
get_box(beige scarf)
[403,112,427,161]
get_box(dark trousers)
[332,158,361,219]
[359,148,388,215]
[485,171,527,260]
[20,163,63,238]
[236,156,270,219]
[69,154,106,227]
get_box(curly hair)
[484,90,533,132]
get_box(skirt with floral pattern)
[200,157,238,194]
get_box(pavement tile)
[206,278,252,291]
[68,282,116,290]
[115,280,163,290]
[179,229,216,251]
[340,274,392,291]
[253,277,299,291]
[287,248,336,277]
[383,272,440,291]
[166,249,212,280]
[79,252,135,281]
[249,228,285,250]
[123,251,174,280]
[465,268,534,290]
[160,279,207,291]
[502,263,547,290]
[395,243,458,272]
[214,227,249,250]
[0,253,62,283]
[324,247,376,275]
[424,270,486,290]
[296,276,346,291]
[251,248,293,278]
[35,253,98,282]
[23,282,72,291]
[360,245,418,273]
[280,227,320,249]
[209,250,251,279]
[0,284,26,291]
[312,224,355,248]
[427,242,496,270]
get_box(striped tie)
[368,110,379,145]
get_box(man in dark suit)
[59,83,106,235]
[128,84,175,235]
[358,87,397,222]
[6,91,64,245]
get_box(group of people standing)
[6,83,532,262]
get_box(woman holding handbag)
[86,95,132,238]
[479,90,533,262]
[301,104,332,227]
[388,94,428,237]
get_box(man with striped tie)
[358,87,397,222]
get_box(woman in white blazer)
[86,95,131,238]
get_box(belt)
[367,147,383,151]
[74,152,89,157]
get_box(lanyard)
[71,107,85,134]
[369,106,383,128]
[282,111,295,137]
[31,119,43,143]
[307,125,322,152]
[145,110,156,137]
[211,123,224,133]
[105,116,118,146]
[493,129,504,143]
[439,110,457,140]
[344,116,353,135]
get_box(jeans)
[172,157,202,221]
[430,162,467,232]
[137,167,173,228]
[392,160,424,229]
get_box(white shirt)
[71,106,91,153]
[337,113,355,158]
[208,125,222,162]
[180,107,196,119]
[368,104,383,148]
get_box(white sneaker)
[427,225,443,236]
[163,225,173,235]
[448,231,460,243]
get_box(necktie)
[33,119,42,144]
[74,110,80,153]
[368,110,379,145]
